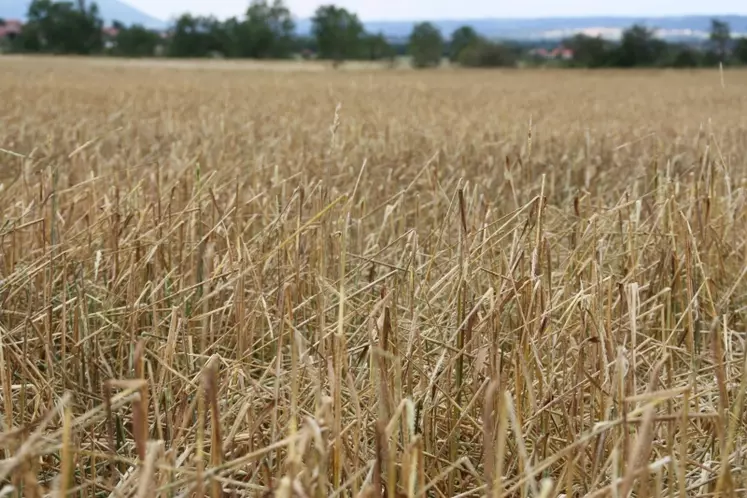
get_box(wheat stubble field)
[1,57,747,497]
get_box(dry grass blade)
[205,355,223,498]
[618,356,667,497]
[135,441,164,498]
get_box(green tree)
[563,34,611,67]
[449,26,478,62]
[362,32,395,62]
[669,45,701,68]
[710,19,731,61]
[168,14,202,57]
[613,24,666,67]
[311,5,364,64]
[167,14,227,57]
[408,22,443,68]
[210,17,241,57]
[208,18,241,56]
[292,35,318,58]
[13,23,42,52]
[457,38,516,67]
[0,18,9,53]
[735,38,747,64]
[21,0,103,54]
[242,0,295,58]
[111,23,161,57]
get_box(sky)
[124,0,747,22]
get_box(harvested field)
[1,58,747,497]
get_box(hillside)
[0,0,165,28]
[296,15,747,41]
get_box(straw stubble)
[0,58,746,497]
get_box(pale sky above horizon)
[124,0,747,22]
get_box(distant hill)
[0,0,166,29]
[296,15,747,42]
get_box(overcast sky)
[124,0,747,22]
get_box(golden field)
[1,57,747,497]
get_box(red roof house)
[0,19,23,40]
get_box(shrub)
[457,39,517,68]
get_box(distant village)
[528,46,575,60]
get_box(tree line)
[563,20,747,68]
[3,0,747,68]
